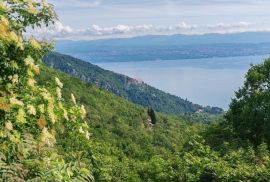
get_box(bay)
[96,55,269,110]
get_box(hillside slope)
[37,64,270,182]
[37,66,200,181]
[43,52,223,115]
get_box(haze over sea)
[96,55,269,110]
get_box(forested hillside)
[37,61,270,181]
[38,66,201,181]
[38,59,270,181]
[44,52,223,115]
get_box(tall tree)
[226,58,270,147]
[148,107,157,124]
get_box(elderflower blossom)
[18,37,24,50]
[63,109,69,121]
[33,64,40,74]
[28,1,38,15]
[79,126,84,134]
[82,121,89,129]
[58,102,63,109]
[47,103,56,123]
[16,108,26,124]
[0,16,9,26]
[85,131,90,140]
[27,104,36,115]
[24,56,35,67]
[13,74,19,84]
[9,31,24,49]
[56,87,62,100]
[29,38,41,49]
[5,121,13,131]
[41,91,52,102]
[9,31,19,43]
[10,97,24,106]
[0,131,4,138]
[8,74,19,84]
[27,78,36,87]
[80,105,86,119]
[41,127,55,146]
[55,77,63,88]
[41,0,47,7]
[0,16,9,41]
[38,104,45,114]
[71,94,77,105]
[9,133,20,143]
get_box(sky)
[34,0,270,40]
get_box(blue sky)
[40,0,270,39]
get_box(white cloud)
[53,21,73,33]
[26,20,270,40]
[87,24,153,35]
[207,22,251,29]
[204,22,254,34]
[27,21,154,39]
[27,21,74,39]
[176,22,197,29]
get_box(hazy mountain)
[57,32,270,47]
[56,32,270,62]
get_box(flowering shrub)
[0,0,92,180]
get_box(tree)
[148,107,157,124]
[226,58,270,147]
[0,0,92,180]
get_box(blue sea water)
[96,55,269,110]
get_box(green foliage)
[0,0,92,180]
[39,55,270,181]
[226,58,270,147]
[37,66,200,181]
[181,138,270,182]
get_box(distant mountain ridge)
[43,52,223,115]
[57,32,270,47]
[56,32,270,63]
